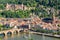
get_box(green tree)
[0,24,3,31]
[0,4,5,9]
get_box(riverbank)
[30,31,60,38]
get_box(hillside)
[0,0,59,18]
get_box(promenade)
[30,31,60,38]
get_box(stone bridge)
[0,28,24,36]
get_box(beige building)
[6,3,28,10]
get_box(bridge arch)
[19,30,24,32]
[13,30,18,34]
[0,33,5,37]
[7,31,12,36]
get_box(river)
[0,33,59,40]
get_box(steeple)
[22,3,24,10]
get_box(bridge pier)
[17,30,19,33]
[11,31,14,35]
[5,32,8,36]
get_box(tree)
[0,4,5,9]
[0,24,3,31]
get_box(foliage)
[0,10,30,18]
[57,24,60,27]
[32,26,60,35]
[0,24,3,28]
[0,24,3,30]
[57,31,60,35]
[31,26,53,33]
[0,4,5,9]
[0,38,2,40]
[0,0,59,9]
[0,0,59,18]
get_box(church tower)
[50,8,55,24]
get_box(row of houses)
[0,15,60,30]
[0,18,31,29]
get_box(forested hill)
[0,0,59,18]
[0,0,60,9]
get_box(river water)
[1,33,60,40]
